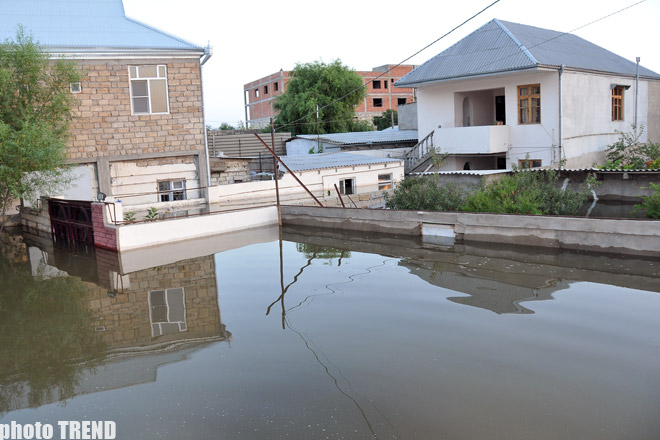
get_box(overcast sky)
[122,0,660,128]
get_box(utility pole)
[271,117,281,226]
[634,57,640,129]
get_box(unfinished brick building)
[244,64,417,128]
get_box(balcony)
[433,125,509,155]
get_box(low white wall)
[117,206,278,251]
[435,125,509,154]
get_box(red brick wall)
[91,203,118,251]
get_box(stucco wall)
[648,81,660,144]
[561,71,649,168]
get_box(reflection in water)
[2,235,231,413]
[0,254,107,416]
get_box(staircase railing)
[404,131,435,173]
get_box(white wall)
[208,162,405,205]
[117,206,278,251]
[561,71,649,167]
[109,160,201,206]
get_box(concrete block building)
[1,0,212,210]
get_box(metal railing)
[403,131,435,172]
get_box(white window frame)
[157,179,187,202]
[378,173,393,190]
[339,178,356,195]
[128,65,170,115]
[148,288,187,337]
[70,82,82,94]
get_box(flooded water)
[1,228,659,439]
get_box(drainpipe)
[558,65,564,168]
[200,44,213,191]
[634,57,640,129]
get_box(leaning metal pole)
[253,133,324,207]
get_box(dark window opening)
[397,98,407,106]
[373,80,381,89]
[264,85,269,94]
[274,82,279,92]
[339,178,355,195]
[373,98,383,108]
[384,81,388,89]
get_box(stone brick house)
[1,0,212,210]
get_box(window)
[128,65,169,114]
[518,159,542,169]
[149,288,187,337]
[70,82,82,94]
[339,178,355,195]
[373,98,383,108]
[373,80,381,89]
[255,88,260,98]
[274,81,279,92]
[264,85,269,94]
[384,81,388,89]
[158,179,187,202]
[378,173,393,190]
[397,98,407,106]
[518,84,541,124]
[612,86,624,121]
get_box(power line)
[273,0,502,132]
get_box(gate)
[48,199,94,245]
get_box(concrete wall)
[648,80,660,144]
[280,206,660,256]
[561,71,649,168]
[208,162,404,208]
[117,206,278,251]
[398,102,418,130]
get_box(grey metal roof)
[281,152,402,172]
[0,0,204,52]
[297,129,418,146]
[397,19,660,87]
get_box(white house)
[396,19,660,171]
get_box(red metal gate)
[48,199,94,245]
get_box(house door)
[495,95,506,124]
[462,97,471,127]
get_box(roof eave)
[396,65,540,88]
[47,47,206,60]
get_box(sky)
[122,0,660,128]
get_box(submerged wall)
[281,206,660,256]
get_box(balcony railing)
[434,125,509,155]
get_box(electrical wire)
[273,0,502,132]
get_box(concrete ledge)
[280,206,660,257]
[117,206,278,251]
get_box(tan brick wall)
[88,254,224,350]
[68,59,205,160]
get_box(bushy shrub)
[462,170,590,216]
[634,182,660,219]
[602,126,660,169]
[385,176,467,211]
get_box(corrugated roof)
[281,152,402,172]
[297,129,418,146]
[413,167,660,176]
[397,19,660,87]
[0,0,204,52]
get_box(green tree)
[218,122,235,130]
[385,176,467,211]
[0,28,81,232]
[274,60,367,135]
[601,125,660,169]
[373,109,397,131]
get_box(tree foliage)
[274,60,368,135]
[373,109,397,131]
[385,176,467,211]
[0,28,81,228]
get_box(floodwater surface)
[1,231,659,439]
